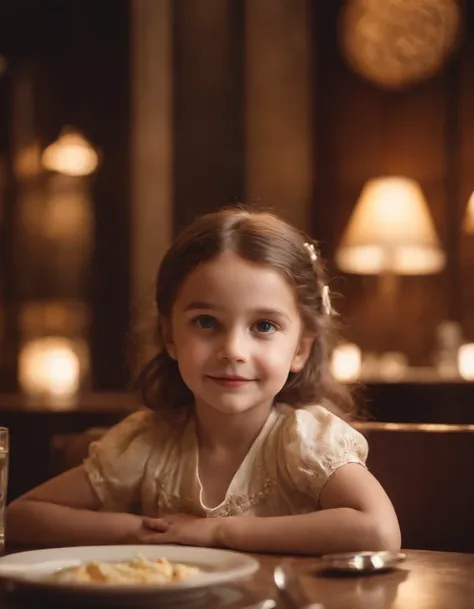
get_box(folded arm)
[5,466,153,547]
[218,464,401,555]
[143,463,401,555]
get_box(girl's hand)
[119,514,173,545]
[142,514,224,548]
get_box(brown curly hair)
[135,207,357,419]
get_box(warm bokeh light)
[463,191,474,235]
[336,177,445,275]
[378,351,408,381]
[14,141,42,178]
[44,191,93,243]
[20,301,90,337]
[42,129,98,176]
[458,343,474,381]
[331,343,361,382]
[19,337,81,406]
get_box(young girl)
[6,208,400,555]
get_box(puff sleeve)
[83,409,157,512]
[277,405,368,505]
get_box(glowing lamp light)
[463,191,474,235]
[19,337,81,407]
[331,343,362,382]
[458,343,474,381]
[42,129,98,177]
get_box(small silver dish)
[319,551,406,574]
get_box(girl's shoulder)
[271,403,368,500]
[91,407,188,455]
[274,401,348,424]
[274,402,368,460]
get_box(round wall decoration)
[339,0,461,89]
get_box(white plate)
[0,545,259,605]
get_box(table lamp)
[335,176,446,359]
[336,176,446,278]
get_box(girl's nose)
[218,329,248,362]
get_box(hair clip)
[321,284,332,316]
[303,242,318,262]
[304,242,332,315]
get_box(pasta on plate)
[48,555,199,585]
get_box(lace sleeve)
[277,405,368,504]
[83,409,157,512]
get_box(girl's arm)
[146,463,401,554]
[7,410,162,547]
[218,464,401,555]
[6,466,149,547]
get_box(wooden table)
[248,550,474,609]
[0,549,472,608]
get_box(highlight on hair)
[135,207,358,420]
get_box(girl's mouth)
[207,376,252,388]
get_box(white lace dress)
[84,403,368,517]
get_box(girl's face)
[164,251,313,418]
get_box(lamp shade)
[335,177,445,275]
[463,191,474,235]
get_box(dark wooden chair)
[360,422,474,553]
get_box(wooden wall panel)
[459,4,474,342]
[314,0,472,364]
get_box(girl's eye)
[194,315,217,330]
[254,320,277,334]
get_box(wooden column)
[244,0,315,231]
[130,0,173,364]
[172,0,245,233]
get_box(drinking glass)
[0,428,9,555]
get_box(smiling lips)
[206,375,253,388]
